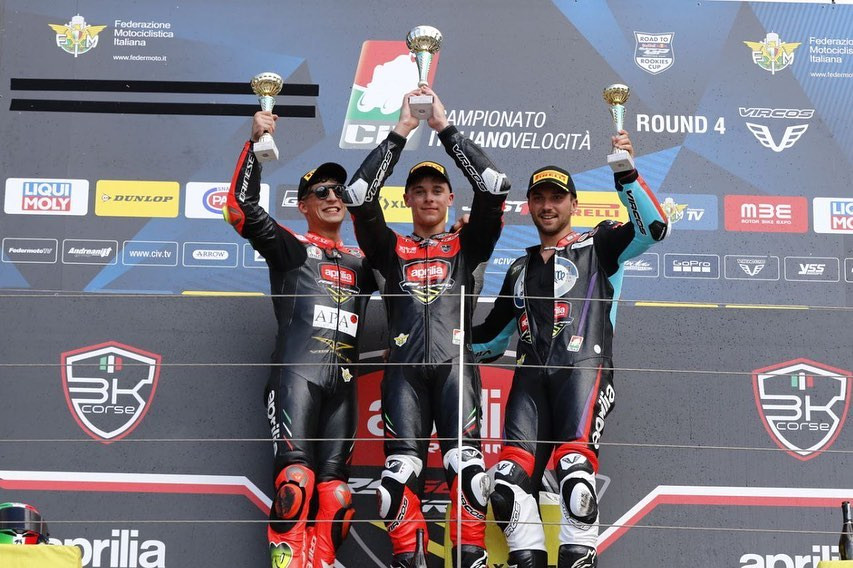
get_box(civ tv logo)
[61,341,161,443]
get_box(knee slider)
[489,459,533,525]
[444,446,490,509]
[273,464,315,522]
[377,455,422,520]
[317,480,354,547]
[556,454,597,527]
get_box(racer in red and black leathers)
[472,138,670,568]
[341,89,510,568]
[224,112,377,568]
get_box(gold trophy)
[250,72,283,162]
[603,83,635,173]
[406,26,442,119]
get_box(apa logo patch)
[61,341,161,443]
[753,358,851,461]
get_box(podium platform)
[0,544,82,567]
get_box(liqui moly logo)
[4,178,89,215]
[753,358,851,461]
[61,342,161,443]
[339,40,439,149]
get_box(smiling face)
[528,184,578,238]
[297,178,346,232]
[404,174,454,234]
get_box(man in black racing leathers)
[472,131,670,568]
[224,111,377,568]
[341,87,510,568]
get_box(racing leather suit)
[472,169,669,568]
[225,141,377,568]
[342,125,510,563]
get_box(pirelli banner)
[1,1,851,567]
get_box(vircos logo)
[61,341,161,443]
[340,41,439,150]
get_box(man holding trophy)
[224,74,377,568]
[341,26,511,568]
[472,85,670,568]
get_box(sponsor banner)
[340,40,437,150]
[574,190,629,228]
[634,32,674,75]
[664,253,720,279]
[724,195,808,233]
[2,237,58,264]
[723,255,780,281]
[181,242,238,268]
[812,197,853,234]
[658,193,718,230]
[353,367,512,467]
[95,180,179,218]
[62,239,118,265]
[379,185,413,223]
[753,358,851,461]
[61,341,162,443]
[122,240,179,266]
[242,244,266,268]
[846,258,853,283]
[4,178,89,215]
[185,182,270,219]
[624,252,659,278]
[783,256,840,282]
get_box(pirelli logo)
[574,191,628,228]
[411,161,446,176]
[532,170,569,185]
[302,168,317,182]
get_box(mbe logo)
[61,341,161,443]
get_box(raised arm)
[224,111,306,270]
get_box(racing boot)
[507,549,547,568]
[558,544,597,568]
[450,544,488,568]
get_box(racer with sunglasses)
[224,111,377,568]
[342,87,511,568]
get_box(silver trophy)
[603,83,635,173]
[250,72,283,161]
[406,26,442,119]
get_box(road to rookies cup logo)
[339,40,439,150]
[49,14,106,57]
[634,32,674,75]
[61,341,161,443]
[753,358,851,461]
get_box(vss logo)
[61,342,161,443]
[340,40,438,150]
[784,256,839,282]
[739,108,813,153]
[753,358,851,461]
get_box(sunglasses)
[304,184,346,200]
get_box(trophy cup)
[406,26,442,119]
[250,72,283,162]
[603,83,635,173]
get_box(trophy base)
[253,138,279,162]
[607,150,635,173]
[409,94,434,119]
